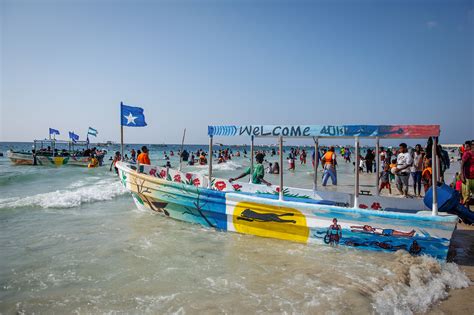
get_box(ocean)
[0,142,470,314]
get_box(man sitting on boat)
[229,153,272,186]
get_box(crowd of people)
[109,140,474,206]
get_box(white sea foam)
[191,160,244,175]
[372,252,471,314]
[0,178,127,209]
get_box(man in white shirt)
[394,143,413,197]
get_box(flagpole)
[120,102,124,160]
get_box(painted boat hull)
[7,150,103,167]
[117,162,458,260]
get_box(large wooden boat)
[7,139,104,167]
[117,124,458,260]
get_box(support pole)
[354,137,360,208]
[313,137,319,192]
[432,137,438,215]
[208,136,213,189]
[179,128,186,171]
[375,137,380,196]
[279,135,284,201]
[120,102,124,161]
[249,135,254,183]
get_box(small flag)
[49,128,60,136]
[88,127,98,137]
[68,131,79,143]
[121,103,147,127]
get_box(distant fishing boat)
[117,124,458,260]
[7,139,104,167]
[96,140,115,147]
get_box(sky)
[1,0,473,145]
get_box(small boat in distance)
[117,124,457,260]
[96,140,116,147]
[7,139,105,167]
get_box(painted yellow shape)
[52,157,65,166]
[233,201,309,243]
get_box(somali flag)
[49,128,60,136]
[68,131,79,142]
[88,127,98,137]
[121,103,147,127]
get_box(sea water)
[0,142,470,314]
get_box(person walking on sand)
[321,146,337,186]
[379,164,392,195]
[394,143,413,197]
[410,144,424,197]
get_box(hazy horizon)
[1,0,472,145]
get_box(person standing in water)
[321,146,337,186]
[229,153,272,186]
[137,146,151,165]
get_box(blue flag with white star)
[121,103,147,127]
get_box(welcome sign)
[207,125,440,138]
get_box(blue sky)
[1,0,472,145]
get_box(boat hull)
[117,162,458,260]
[7,150,103,167]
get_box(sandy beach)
[429,221,474,314]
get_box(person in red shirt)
[460,140,474,205]
[137,146,151,165]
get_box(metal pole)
[179,128,186,171]
[354,137,360,208]
[431,137,438,215]
[249,135,254,183]
[375,137,380,196]
[208,136,213,189]
[313,137,319,192]
[279,135,284,201]
[120,102,124,161]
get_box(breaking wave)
[372,252,471,314]
[0,178,127,209]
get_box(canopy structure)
[206,123,441,216]
[208,124,440,139]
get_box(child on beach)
[421,160,432,193]
[389,158,397,182]
[379,164,392,194]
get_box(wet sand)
[429,221,474,314]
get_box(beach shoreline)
[429,222,474,314]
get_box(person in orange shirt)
[421,159,432,193]
[321,146,337,186]
[137,146,151,165]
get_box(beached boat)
[7,139,104,167]
[117,124,458,260]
